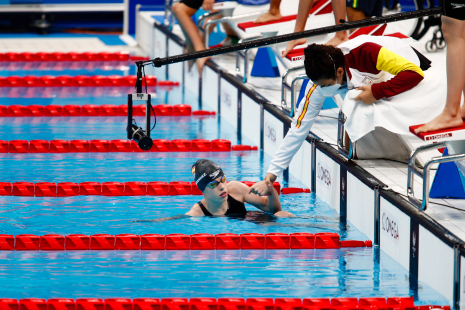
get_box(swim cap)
[192,159,224,192]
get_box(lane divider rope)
[0,232,372,251]
[0,139,259,153]
[0,51,143,62]
[0,75,160,88]
[0,297,434,310]
[0,181,297,196]
[0,104,214,117]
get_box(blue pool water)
[0,68,450,305]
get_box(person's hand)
[281,38,307,58]
[249,180,273,196]
[201,0,215,11]
[354,85,376,104]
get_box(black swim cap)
[191,159,224,192]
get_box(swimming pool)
[0,65,450,306]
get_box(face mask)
[320,82,341,97]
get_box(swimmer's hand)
[249,180,273,196]
[354,85,376,104]
[130,214,189,223]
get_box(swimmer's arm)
[185,203,205,216]
[353,42,424,99]
[267,83,325,178]
[231,181,282,213]
[130,214,190,222]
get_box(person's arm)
[131,214,190,222]
[250,81,326,195]
[186,203,206,216]
[230,181,282,213]
[352,42,425,104]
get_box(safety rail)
[407,142,465,210]
[337,111,354,159]
[281,65,307,118]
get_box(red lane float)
[48,299,76,310]
[0,233,371,251]
[1,104,214,117]
[1,51,131,62]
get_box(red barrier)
[0,141,7,153]
[215,233,241,250]
[133,105,145,117]
[56,76,77,87]
[145,76,157,87]
[173,104,191,116]
[110,140,131,152]
[19,299,47,310]
[290,233,314,249]
[35,182,57,197]
[358,298,386,310]
[50,140,70,153]
[6,76,25,87]
[0,299,18,310]
[130,141,145,152]
[26,105,45,117]
[140,234,165,250]
[191,233,215,250]
[47,299,75,310]
[211,139,231,152]
[63,105,81,116]
[107,76,124,87]
[191,139,211,152]
[191,182,202,195]
[91,76,109,87]
[7,105,26,117]
[65,234,90,250]
[0,234,15,250]
[81,105,99,116]
[105,299,132,310]
[0,105,6,117]
[57,182,79,196]
[90,234,115,250]
[39,76,59,87]
[302,299,330,310]
[314,233,340,249]
[154,104,173,116]
[274,299,302,310]
[102,182,124,196]
[218,299,245,310]
[76,299,104,310]
[124,76,137,87]
[331,299,358,310]
[157,80,179,86]
[40,234,65,250]
[9,140,29,153]
[165,234,190,250]
[340,240,368,248]
[147,182,170,196]
[23,76,39,87]
[281,188,305,195]
[161,299,188,310]
[0,182,11,195]
[12,182,34,196]
[152,140,171,152]
[115,234,141,250]
[265,233,290,249]
[170,139,191,152]
[133,299,160,310]
[192,110,215,116]
[44,105,63,117]
[70,140,90,152]
[246,299,274,310]
[15,234,40,250]
[118,104,128,116]
[80,182,102,195]
[124,182,147,196]
[90,140,111,152]
[169,182,192,195]
[273,182,281,194]
[231,145,251,151]
[100,104,118,116]
[240,233,265,250]
[29,140,49,153]
[387,297,414,310]
[190,299,217,310]
[74,76,90,87]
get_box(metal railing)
[337,110,354,159]
[281,65,307,118]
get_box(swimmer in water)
[187,159,294,217]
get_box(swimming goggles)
[207,175,227,189]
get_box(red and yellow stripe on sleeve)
[296,83,317,129]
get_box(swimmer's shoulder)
[226,181,249,201]
[186,202,205,216]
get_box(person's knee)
[441,16,465,42]
[172,2,186,15]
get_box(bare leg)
[415,16,465,134]
[254,0,282,23]
[282,0,315,57]
[325,0,349,46]
[346,6,366,32]
[172,2,211,74]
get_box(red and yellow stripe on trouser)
[296,84,317,129]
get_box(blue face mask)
[320,82,341,97]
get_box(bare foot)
[325,34,349,47]
[254,11,282,24]
[414,111,463,134]
[196,56,211,75]
[281,38,307,58]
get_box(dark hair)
[304,43,345,82]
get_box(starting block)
[409,124,465,143]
